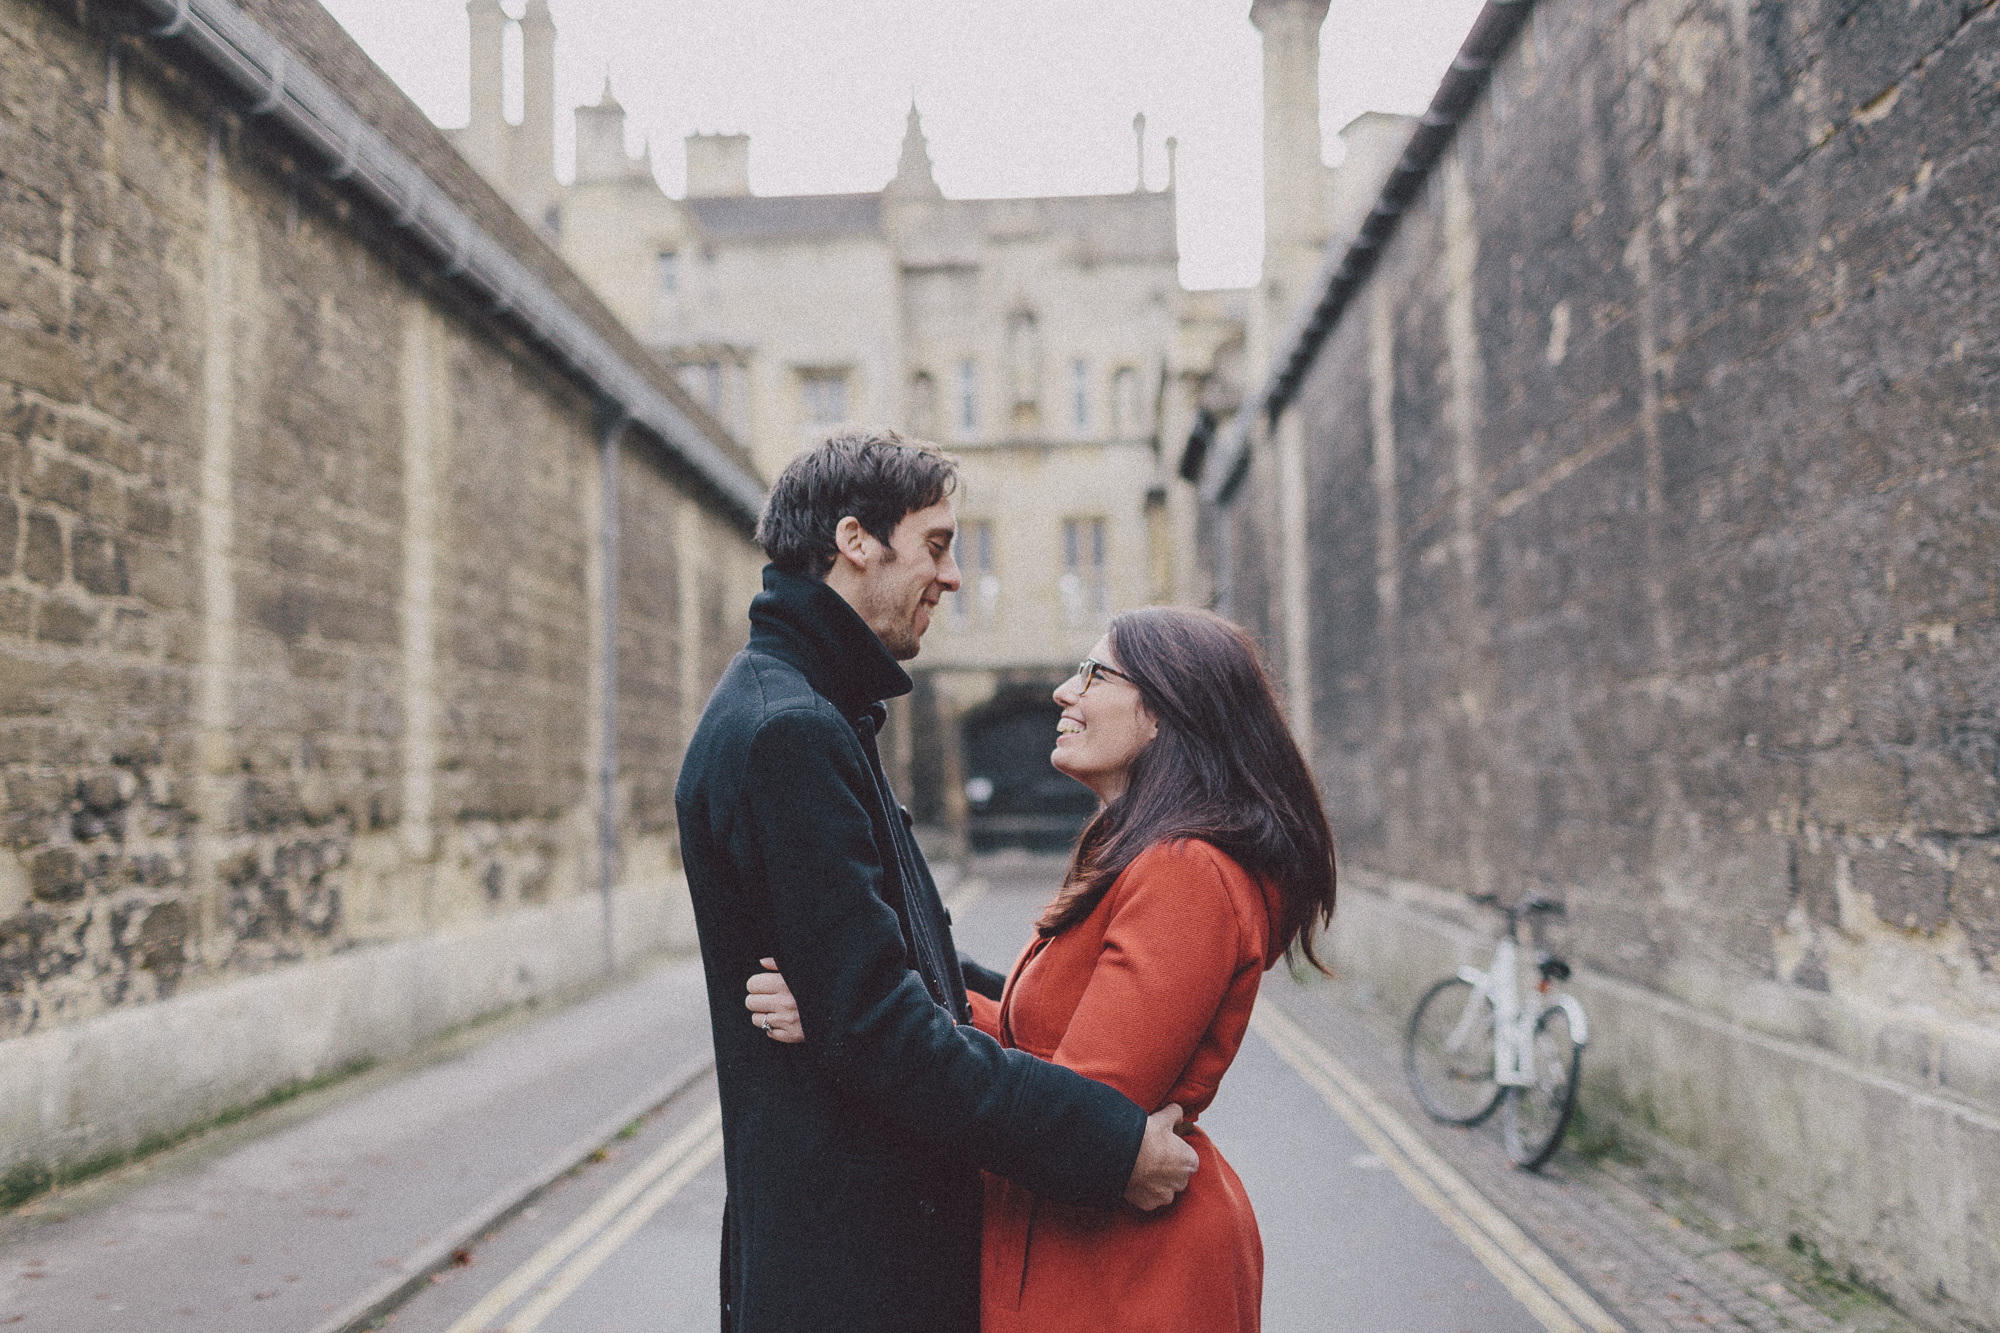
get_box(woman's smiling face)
[1051,635,1158,804]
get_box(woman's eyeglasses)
[1074,658,1132,694]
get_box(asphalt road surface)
[381,857,1605,1333]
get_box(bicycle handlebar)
[1467,891,1567,919]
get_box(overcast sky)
[317,1,1485,290]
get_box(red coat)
[967,839,1281,1332]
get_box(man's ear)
[832,515,870,572]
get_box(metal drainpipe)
[597,400,627,974]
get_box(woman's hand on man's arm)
[745,957,805,1043]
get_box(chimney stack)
[574,78,632,185]
[686,133,751,197]
[519,0,557,197]
[1249,0,1331,260]
[1133,111,1147,192]
[463,0,505,179]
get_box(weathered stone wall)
[1219,0,2000,1323]
[0,0,760,1179]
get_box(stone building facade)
[1187,0,2000,1325]
[0,0,763,1191]
[449,0,1396,846]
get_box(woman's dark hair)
[755,428,958,576]
[1037,607,1337,970]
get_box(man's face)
[835,499,962,661]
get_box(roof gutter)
[1196,0,1538,505]
[129,0,768,529]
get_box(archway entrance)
[959,684,1097,853]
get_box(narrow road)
[388,860,1605,1333]
[0,858,1892,1332]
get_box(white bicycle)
[1403,893,1587,1170]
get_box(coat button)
[919,1199,936,1217]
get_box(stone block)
[249,584,309,643]
[35,597,96,647]
[76,773,125,814]
[1848,840,1950,933]
[1805,751,1906,835]
[310,587,397,647]
[1950,841,2000,969]
[124,486,174,539]
[0,244,66,334]
[0,587,30,639]
[28,847,83,903]
[70,524,127,596]
[1794,842,1841,928]
[21,508,62,585]
[125,541,191,613]
[0,321,87,405]
[26,451,95,515]
[240,777,303,834]
[108,606,159,655]
[120,898,188,993]
[84,364,187,444]
[2,772,66,825]
[60,415,143,477]
[1907,744,2000,837]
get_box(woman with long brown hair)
[750,606,1335,1330]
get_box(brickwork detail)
[0,1,758,1044]
[1215,0,2000,1322]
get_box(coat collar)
[748,565,912,719]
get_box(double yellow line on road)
[444,1102,724,1333]
[1251,1004,1625,1333]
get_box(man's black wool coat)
[674,567,1145,1333]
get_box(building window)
[1111,366,1142,438]
[909,370,938,438]
[1060,517,1108,627]
[949,520,997,626]
[1006,309,1041,431]
[656,250,678,296]
[679,360,722,413]
[675,351,749,436]
[801,369,848,429]
[1070,358,1089,435]
[957,359,978,438]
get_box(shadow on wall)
[961,685,1095,854]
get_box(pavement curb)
[306,1052,716,1333]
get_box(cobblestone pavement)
[1265,970,1928,1333]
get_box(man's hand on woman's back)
[1125,1103,1198,1210]
[744,962,1196,1208]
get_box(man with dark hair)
[676,428,1196,1332]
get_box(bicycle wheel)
[1404,977,1502,1125]
[1502,1004,1582,1169]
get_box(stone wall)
[0,0,761,1182]
[1214,0,2000,1324]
